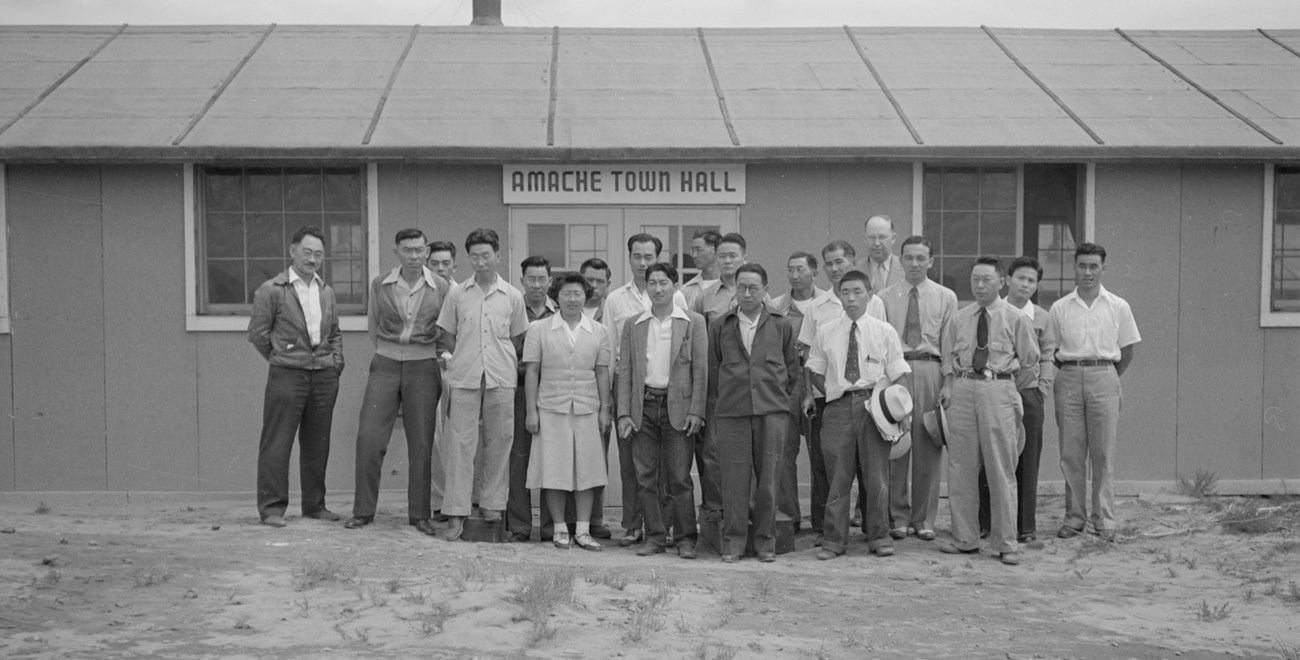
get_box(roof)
[0,25,1297,162]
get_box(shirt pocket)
[492,317,512,339]
[989,340,1014,365]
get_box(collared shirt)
[681,273,722,311]
[855,253,904,293]
[795,289,886,349]
[942,298,1040,377]
[603,280,688,373]
[640,305,690,388]
[1047,285,1141,362]
[522,313,610,414]
[1008,297,1056,391]
[737,308,761,354]
[581,302,603,322]
[807,313,911,403]
[878,278,958,357]
[374,266,442,362]
[437,274,529,389]
[288,268,324,347]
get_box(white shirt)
[737,309,761,354]
[603,280,688,373]
[641,305,689,388]
[807,313,911,403]
[288,268,323,347]
[559,313,591,347]
[1010,297,1034,319]
[1048,285,1141,362]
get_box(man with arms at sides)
[1046,243,1139,542]
[618,263,708,559]
[436,228,529,541]
[876,236,958,542]
[506,256,557,542]
[603,233,689,546]
[856,215,905,293]
[425,239,458,522]
[681,228,722,311]
[807,269,910,559]
[580,257,612,323]
[347,229,448,534]
[248,225,344,527]
[979,256,1055,542]
[707,263,800,563]
[939,256,1039,565]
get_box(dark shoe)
[432,510,450,523]
[262,515,287,528]
[757,552,776,563]
[618,529,644,547]
[979,528,990,539]
[574,533,602,552]
[889,527,907,540]
[1057,525,1083,539]
[442,516,465,542]
[1018,532,1037,543]
[677,541,697,560]
[916,529,936,541]
[637,543,667,556]
[481,509,502,523]
[509,532,530,543]
[873,546,895,557]
[999,552,1021,565]
[410,519,438,536]
[345,516,373,529]
[720,554,738,564]
[939,542,979,555]
[590,524,613,539]
[816,549,840,561]
[813,534,824,547]
[304,508,340,521]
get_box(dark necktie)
[972,307,989,373]
[904,286,922,348]
[845,323,861,383]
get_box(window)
[1263,165,1300,326]
[527,223,611,276]
[197,166,366,314]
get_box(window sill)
[186,315,368,332]
[1260,311,1300,328]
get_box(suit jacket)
[618,308,708,431]
[248,269,344,372]
[707,306,800,417]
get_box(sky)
[0,0,1295,30]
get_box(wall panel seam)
[98,165,109,490]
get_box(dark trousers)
[715,412,787,556]
[820,393,892,554]
[352,356,439,521]
[633,394,698,547]
[257,365,340,520]
[510,383,606,539]
[980,387,1045,536]
[695,420,725,518]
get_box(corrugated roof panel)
[558,118,734,149]
[561,28,703,63]
[365,118,546,148]
[1086,117,1274,146]
[912,118,1108,146]
[733,119,917,147]
[726,90,897,119]
[380,90,549,119]
[557,91,721,119]
[1264,29,1300,53]
[1126,30,1294,65]
[559,62,715,91]
[396,61,550,90]
[186,117,374,147]
[0,27,121,131]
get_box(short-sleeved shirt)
[603,280,688,373]
[877,278,958,357]
[680,274,721,312]
[1047,285,1141,362]
[437,274,529,389]
[522,314,611,415]
[942,298,1040,377]
[807,313,911,403]
[1009,298,1055,391]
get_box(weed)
[587,569,629,591]
[1195,599,1231,622]
[33,569,61,588]
[1176,469,1219,499]
[354,626,371,644]
[621,573,676,644]
[751,572,774,600]
[447,559,493,593]
[507,567,575,646]
[293,595,310,618]
[841,627,865,648]
[674,614,695,634]
[1266,538,1300,560]
[1181,555,1198,570]
[332,623,350,641]
[1220,500,1280,535]
[415,602,452,636]
[1245,588,1256,602]
[401,588,429,606]
[233,617,252,630]
[384,577,401,594]
[1152,549,1173,564]
[1074,566,1093,580]
[292,559,358,591]
[692,641,740,660]
[1074,534,1113,560]
[1274,636,1300,660]
[1163,567,1179,579]
[33,501,50,515]
[133,568,174,588]
[367,584,389,608]
[813,642,832,660]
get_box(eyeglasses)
[398,247,428,256]
[523,277,550,286]
[736,285,764,295]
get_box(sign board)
[504,164,745,205]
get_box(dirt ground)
[1,491,1297,660]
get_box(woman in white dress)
[523,273,612,550]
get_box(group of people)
[247,215,1140,566]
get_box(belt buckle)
[983,369,993,380]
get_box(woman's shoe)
[553,531,571,550]
[574,533,602,552]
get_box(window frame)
[0,164,8,334]
[1261,163,1300,327]
[184,162,378,332]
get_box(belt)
[1056,359,1115,368]
[837,387,874,402]
[904,352,941,363]
[956,370,1013,381]
[644,386,668,399]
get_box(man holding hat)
[806,269,911,560]
[939,256,1039,565]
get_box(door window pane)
[1273,169,1300,312]
[923,166,1018,300]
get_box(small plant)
[33,501,50,515]
[1181,555,1198,570]
[292,559,358,591]
[1176,469,1219,499]
[415,602,452,636]
[508,567,575,646]
[751,572,774,600]
[133,568,174,588]
[33,569,61,588]
[384,577,401,594]
[1220,501,1281,535]
[401,588,429,606]
[840,627,865,648]
[1274,636,1300,660]
[354,626,371,644]
[1195,599,1231,622]
[367,584,389,608]
[587,569,629,591]
[1266,538,1300,560]
[293,595,310,617]
[1163,567,1179,579]
[692,641,740,660]
[621,574,676,644]
[1151,549,1173,564]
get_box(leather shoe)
[873,546,895,557]
[618,529,644,547]
[850,514,863,527]
[1057,525,1083,539]
[916,529,936,541]
[939,542,979,555]
[345,516,373,529]
[999,552,1021,565]
[442,516,465,542]
[304,508,340,521]
[410,519,437,536]
[677,541,697,559]
[889,527,907,540]
[432,510,450,523]
[262,515,287,528]
[481,509,502,523]
[509,532,530,543]
[720,554,738,564]
[636,543,666,556]
[590,525,613,539]
[1018,533,1037,543]
[816,549,839,561]
[757,552,776,563]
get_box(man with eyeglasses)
[856,215,905,293]
[346,229,449,534]
[681,229,722,311]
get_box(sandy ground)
[1,492,1297,660]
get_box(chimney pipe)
[471,0,503,26]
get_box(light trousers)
[948,378,1023,554]
[889,360,944,531]
[442,382,514,517]
[1055,364,1122,533]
